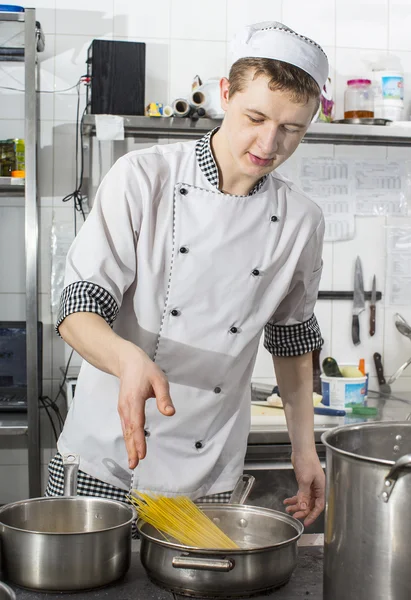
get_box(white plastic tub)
[320,374,367,410]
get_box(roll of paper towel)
[190,78,224,119]
[172,98,191,117]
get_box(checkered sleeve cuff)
[264,314,323,357]
[55,281,119,336]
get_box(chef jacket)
[56,128,324,498]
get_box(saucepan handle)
[62,453,80,497]
[381,453,411,502]
[172,555,235,572]
[228,474,255,505]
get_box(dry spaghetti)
[128,491,239,549]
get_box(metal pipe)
[24,7,41,498]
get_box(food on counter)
[322,357,343,377]
[266,392,323,407]
[128,491,239,549]
[322,357,365,379]
[339,366,364,378]
[358,358,366,375]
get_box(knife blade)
[352,256,365,346]
[370,275,376,337]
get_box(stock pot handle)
[382,454,411,502]
[172,556,235,572]
[62,454,80,497]
[228,474,255,505]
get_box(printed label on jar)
[382,76,404,101]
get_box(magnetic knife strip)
[317,291,382,301]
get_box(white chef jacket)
[56,130,324,498]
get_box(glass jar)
[344,79,374,119]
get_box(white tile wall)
[389,0,411,52]
[171,0,226,41]
[336,0,389,50]
[1,0,411,502]
[226,0,282,41]
[55,0,114,37]
[169,40,227,101]
[282,0,336,49]
[113,0,171,39]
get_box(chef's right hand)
[117,344,175,469]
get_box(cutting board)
[250,403,340,426]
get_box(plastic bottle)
[372,70,404,121]
[344,79,374,119]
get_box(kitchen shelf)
[82,115,411,146]
[0,11,25,22]
[0,414,28,436]
[0,176,25,196]
[0,8,42,496]
[0,11,44,61]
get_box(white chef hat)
[229,21,329,91]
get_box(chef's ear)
[220,77,231,111]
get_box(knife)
[352,257,365,346]
[373,352,391,396]
[370,275,376,337]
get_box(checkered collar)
[195,128,268,196]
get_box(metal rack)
[82,116,411,204]
[0,9,43,497]
[82,115,411,146]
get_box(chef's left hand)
[283,450,325,527]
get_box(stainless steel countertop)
[1,392,409,441]
[247,392,411,445]
[8,537,323,600]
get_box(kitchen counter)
[8,537,323,600]
[248,392,411,445]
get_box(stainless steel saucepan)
[0,454,135,592]
[137,474,304,598]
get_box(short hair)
[228,58,321,109]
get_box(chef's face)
[220,73,318,177]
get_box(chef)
[46,21,328,527]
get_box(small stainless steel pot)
[0,454,135,592]
[0,582,15,600]
[137,475,304,598]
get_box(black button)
[252,269,260,276]
[144,429,150,437]
[180,188,188,195]
[180,246,189,254]
[171,309,180,317]
[230,326,238,334]
[214,387,221,394]
[195,441,203,449]
[271,215,278,222]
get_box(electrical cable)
[40,395,64,430]
[0,78,88,94]
[39,396,59,444]
[62,82,90,230]
[54,348,74,405]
